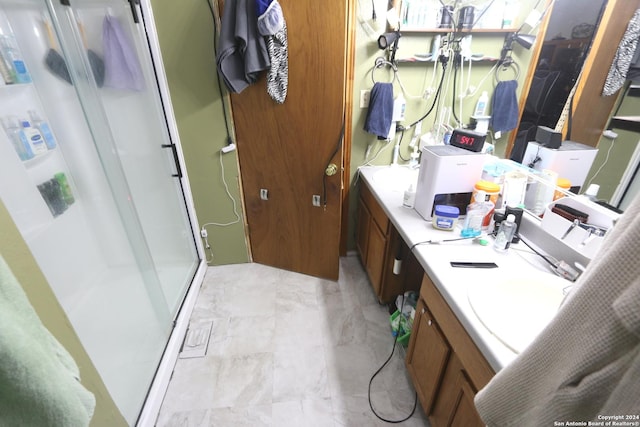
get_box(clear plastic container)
[432,205,459,231]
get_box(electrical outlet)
[360,90,371,108]
[312,195,321,207]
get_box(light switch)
[260,188,269,200]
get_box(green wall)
[0,201,127,427]
[151,0,250,265]
[344,0,537,250]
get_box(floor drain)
[179,321,213,359]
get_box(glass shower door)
[0,0,200,423]
[61,0,200,316]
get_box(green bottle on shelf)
[54,172,75,205]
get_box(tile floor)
[155,255,428,426]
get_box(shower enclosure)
[0,0,204,423]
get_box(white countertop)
[358,165,570,372]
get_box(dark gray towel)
[364,83,394,139]
[491,80,519,133]
[216,0,271,93]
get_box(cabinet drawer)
[360,181,389,235]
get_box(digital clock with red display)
[449,129,486,152]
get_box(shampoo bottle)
[493,213,517,252]
[0,35,31,83]
[474,91,489,116]
[28,110,56,150]
[2,116,32,160]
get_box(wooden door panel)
[230,0,348,279]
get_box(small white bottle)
[403,184,416,208]
[493,213,517,252]
[20,119,48,155]
[474,91,489,116]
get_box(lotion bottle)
[403,184,416,208]
[28,110,57,150]
[20,119,47,155]
[474,91,489,116]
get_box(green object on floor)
[390,310,412,347]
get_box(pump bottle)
[461,190,489,237]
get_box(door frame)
[340,0,357,256]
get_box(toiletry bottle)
[0,51,13,84]
[0,35,31,83]
[584,184,599,202]
[20,119,48,155]
[0,41,16,84]
[28,110,57,150]
[403,184,416,208]
[461,191,486,238]
[54,172,75,205]
[3,116,33,160]
[493,213,517,252]
[474,91,489,116]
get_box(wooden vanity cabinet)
[356,181,422,303]
[406,274,495,426]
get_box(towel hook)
[371,57,397,84]
[495,60,520,83]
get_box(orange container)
[472,180,500,206]
[554,177,572,200]
[471,181,500,228]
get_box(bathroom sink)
[371,166,418,191]
[467,274,569,354]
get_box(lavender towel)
[102,15,144,91]
[491,80,519,133]
[364,83,394,139]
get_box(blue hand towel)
[364,82,394,139]
[491,80,519,133]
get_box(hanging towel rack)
[371,57,397,84]
[495,60,520,83]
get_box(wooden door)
[229,0,350,279]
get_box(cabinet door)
[356,197,370,264]
[406,299,451,414]
[432,352,485,427]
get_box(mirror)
[509,0,608,163]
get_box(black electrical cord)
[406,58,448,130]
[517,234,557,268]
[451,53,461,125]
[368,294,418,423]
[207,0,234,146]
[397,128,410,162]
